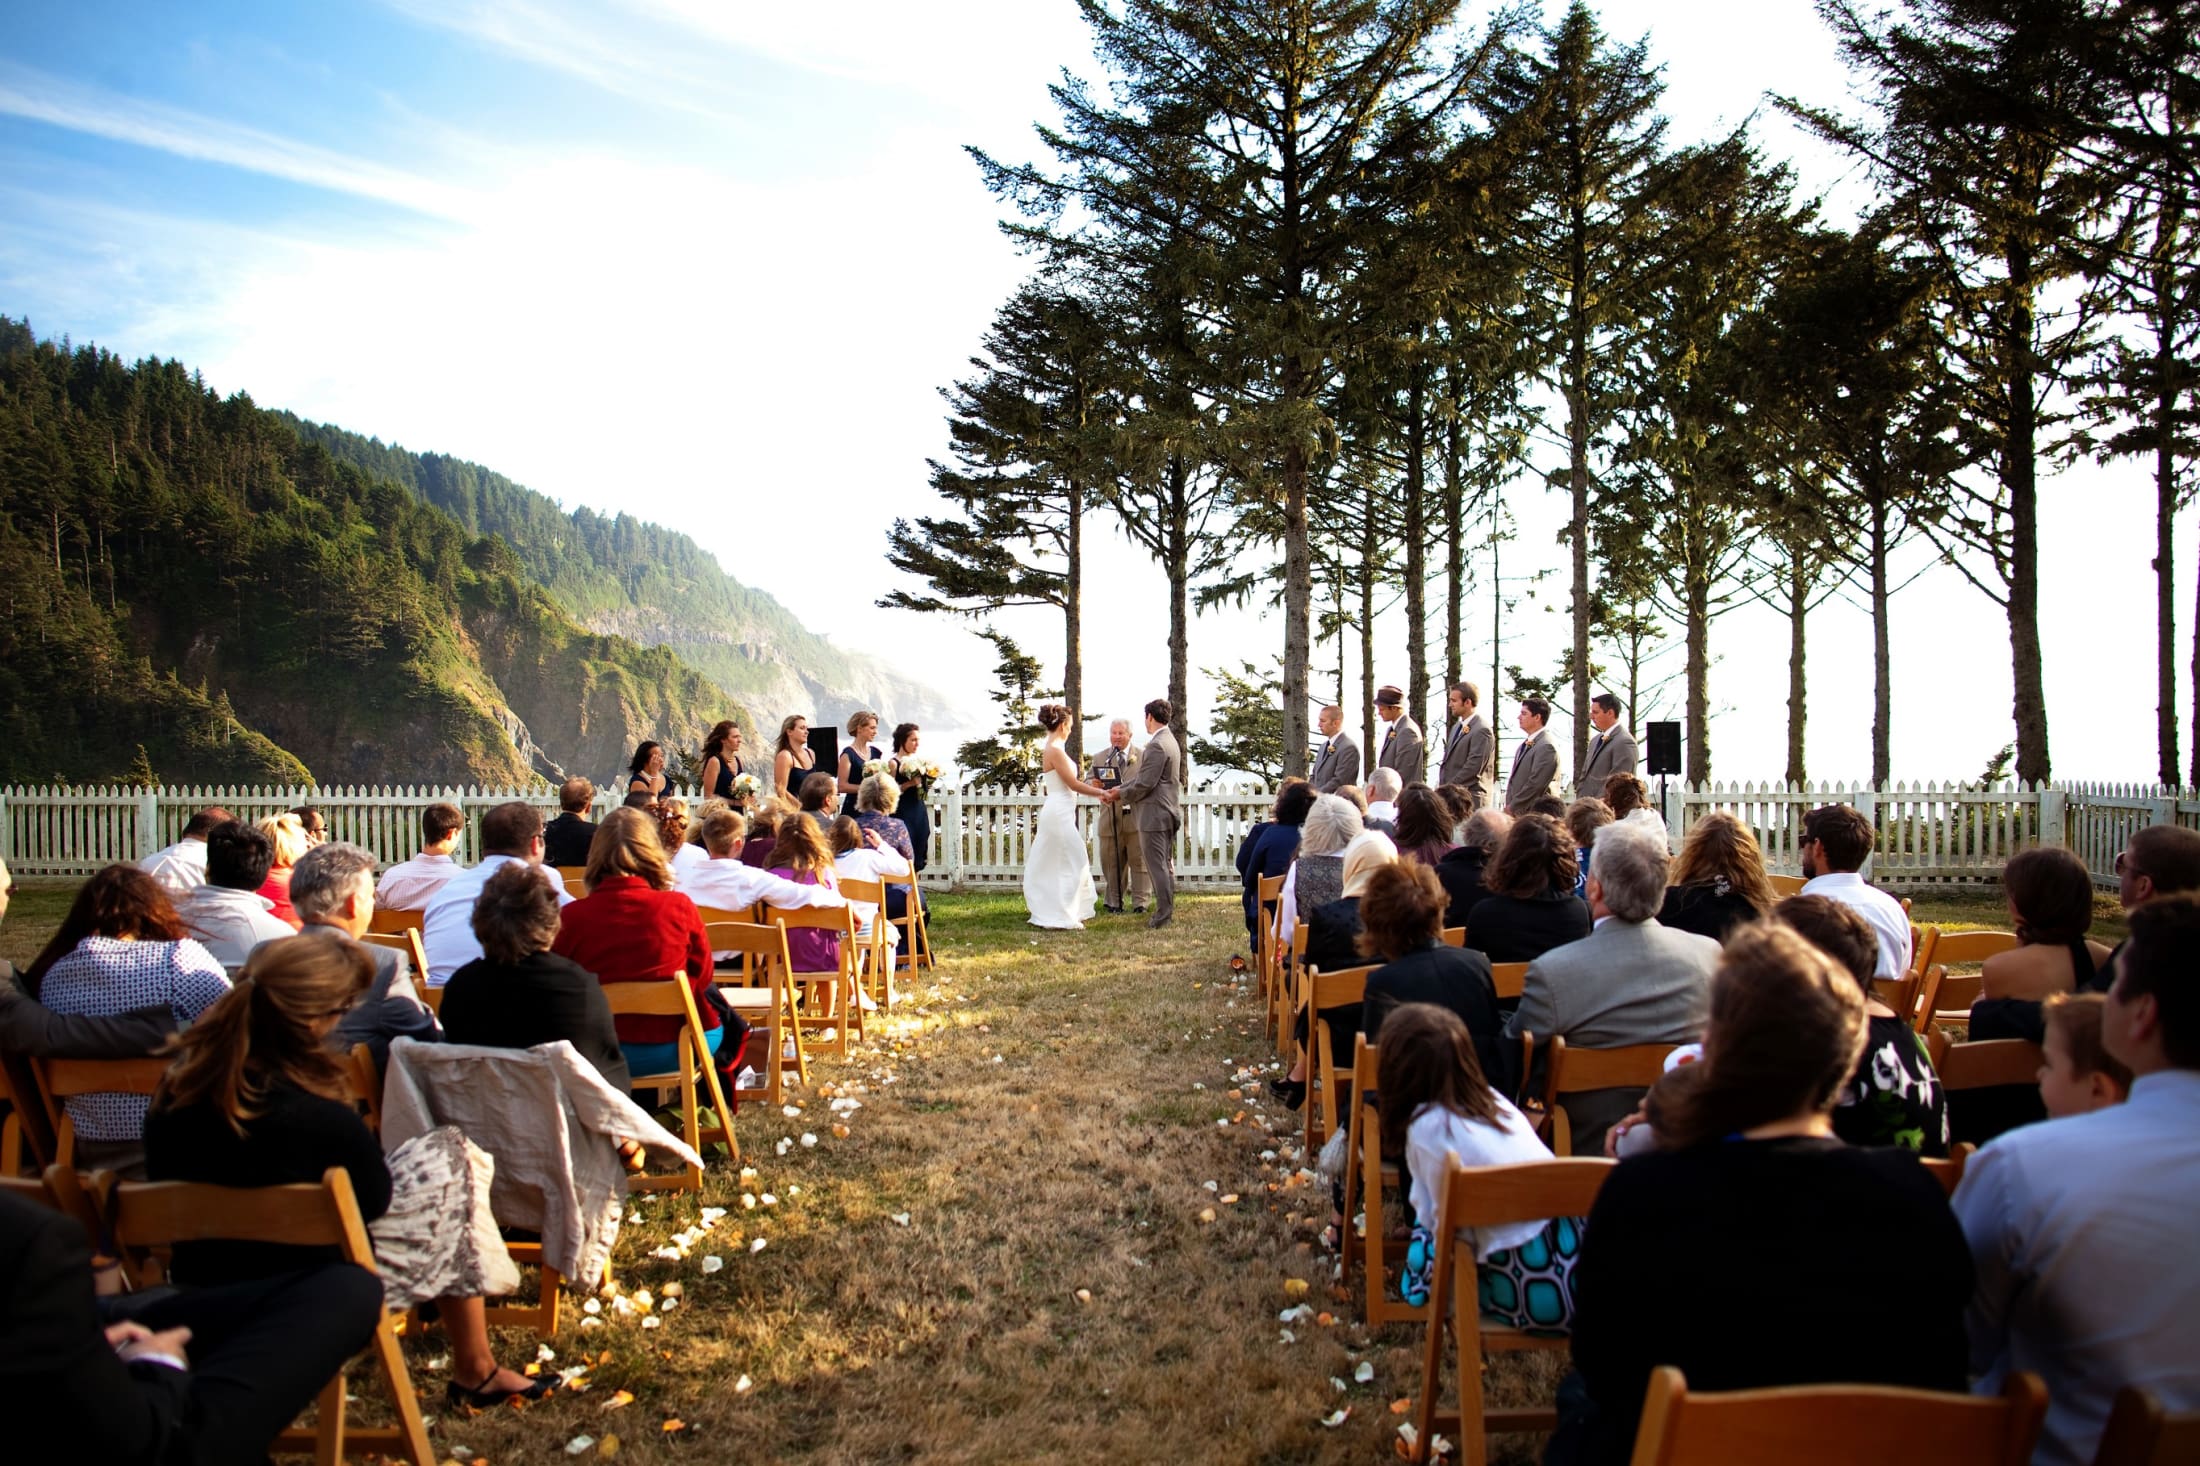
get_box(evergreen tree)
[1190,660,1288,785]
[955,628,1060,788]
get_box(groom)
[1105,698,1181,928]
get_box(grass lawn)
[0,877,2119,1462]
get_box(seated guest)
[1502,819,1718,1152]
[1271,831,1399,1108]
[1240,780,1316,952]
[1601,773,1650,821]
[1278,795,1364,952]
[1434,783,1476,844]
[656,797,701,880]
[27,866,229,1170]
[1955,895,2200,1466]
[1774,894,1948,1156]
[679,809,850,928]
[138,806,229,895]
[144,937,547,1409]
[1521,793,1569,822]
[174,820,295,966]
[1359,862,1503,1079]
[1466,813,1592,964]
[290,806,328,847]
[1659,811,1776,944]
[854,773,925,926]
[542,777,598,868]
[830,816,913,980]
[1333,785,1369,818]
[253,813,310,930]
[1798,802,1911,977]
[1436,809,1508,930]
[439,864,629,1091]
[1380,1003,1570,1322]
[0,1187,382,1465]
[1565,799,1613,899]
[620,791,657,811]
[291,841,439,1068]
[374,802,466,910]
[740,799,792,869]
[1980,845,2110,1003]
[797,772,837,833]
[551,810,723,1084]
[1364,768,1403,828]
[422,802,571,987]
[1393,785,1457,868]
[2037,992,2130,1119]
[1550,924,1971,1465]
[767,812,843,971]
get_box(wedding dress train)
[1023,766,1096,930]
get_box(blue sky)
[0,1,2182,783]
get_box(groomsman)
[1505,696,1561,813]
[1092,719,1150,914]
[1578,692,1640,788]
[1309,705,1360,793]
[1436,680,1497,811]
[1375,685,1425,786]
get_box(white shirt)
[670,843,709,882]
[832,847,914,940]
[1365,801,1398,824]
[1800,870,1913,978]
[676,856,847,918]
[174,884,296,967]
[1403,1095,1554,1259]
[1278,861,1302,948]
[375,851,462,911]
[139,838,209,896]
[422,854,570,987]
[1954,1070,2200,1466]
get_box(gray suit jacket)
[1438,713,1497,809]
[1377,715,1425,785]
[1505,733,1560,812]
[1120,725,1182,834]
[1578,725,1639,788]
[1502,917,1719,1151]
[1309,732,1361,793]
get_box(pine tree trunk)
[1443,363,1464,700]
[1284,436,1313,781]
[1361,493,1378,765]
[2154,329,2179,786]
[1064,477,1085,763]
[1870,473,1893,789]
[1165,453,1191,787]
[1567,205,1593,780]
[2005,239,2051,784]
[1786,553,1807,786]
[1404,356,1429,730]
[1686,557,1711,784]
[1489,526,1504,774]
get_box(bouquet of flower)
[903,758,944,790]
[731,771,763,801]
[863,757,893,779]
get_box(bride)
[1024,703,1104,930]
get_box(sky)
[0,0,2186,787]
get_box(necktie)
[1593,733,1606,757]
[1319,739,1331,764]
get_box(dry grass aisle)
[425,889,1454,1464]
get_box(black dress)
[1434,847,1492,929]
[1658,881,1763,944]
[1548,1137,1972,1466]
[839,744,881,819]
[1951,936,2094,1145]
[893,759,932,873]
[1301,896,1366,1060]
[1465,890,1592,964]
[1364,941,1504,1079]
[438,949,633,1092]
[710,755,743,802]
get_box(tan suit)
[1092,744,1150,910]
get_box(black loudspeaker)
[808,725,840,780]
[1646,721,1682,776]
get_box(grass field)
[0,877,2121,1463]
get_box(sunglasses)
[2115,851,2145,879]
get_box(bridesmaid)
[838,711,882,819]
[772,715,816,802]
[626,741,668,801]
[889,722,931,874]
[699,721,745,804]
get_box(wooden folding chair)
[345,1044,382,1136]
[0,1160,107,1240]
[838,877,895,1013]
[365,906,423,936]
[1305,964,1374,1154]
[1441,925,1466,948]
[1871,972,1922,1027]
[1411,1157,1614,1464]
[1929,1035,2046,1093]
[0,1063,45,1176]
[1913,964,1950,1035]
[1626,1364,2047,1466]
[35,1055,170,1168]
[1256,873,1286,1007]
[1768,873,1807,898]
[884,872,932,973]
[358,928,434,1007]
[602,974,737,1190]
[107,1167,436,1466]
[1540,1037,1680,1156]
[1910,923,1940,980]
[1924,930,2021,1026]
[1918,1141,1975,1199]
[1340,1036,1426,1325]
[1490,961,1529,1002]
[555,865,587,885]
[707,921,807,1105]
[770,904,862,1059]
[1272,923,1309,1056]
[2091,1386,2200,1466]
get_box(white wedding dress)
[1023,764,1096,930]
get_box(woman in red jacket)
[550,808,719,1079]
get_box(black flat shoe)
[1267,1077,1306,1111]
[447,1371,554,1410]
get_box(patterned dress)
[1833,1013,1951,1157]
[39,936,229,1140]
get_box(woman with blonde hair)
[838,710,883,818]
[1659,811,1777,943]
[550,808,723,1082]
[772,714,816,802]
[254,812,310,929]
[145,935,546,1408]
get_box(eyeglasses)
[2115,851,2144,879]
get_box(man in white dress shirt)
[1797,803,1912,978]
[1954,894,2200,1466]
[1364,768,1404,826]
[677,810,849,921]
[374,802,466,911]
[139,807,230,896]
[174,820,296,967]
[422,802,570,987]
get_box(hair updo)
[1036,704,1070,733]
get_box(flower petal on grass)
[1354,1361,1376,1384]
[1320,1408,1350,1428]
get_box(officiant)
[1092,718,1150,915]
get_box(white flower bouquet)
[731,771,763,800]
[863,757,893,778]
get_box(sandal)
[447,1370,554,1410]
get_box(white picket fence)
[1,779,2192,891]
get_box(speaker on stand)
[1646,721,1682,819]
[808,724,841,795]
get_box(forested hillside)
[0,318,740,785]
[285,418,955,731]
